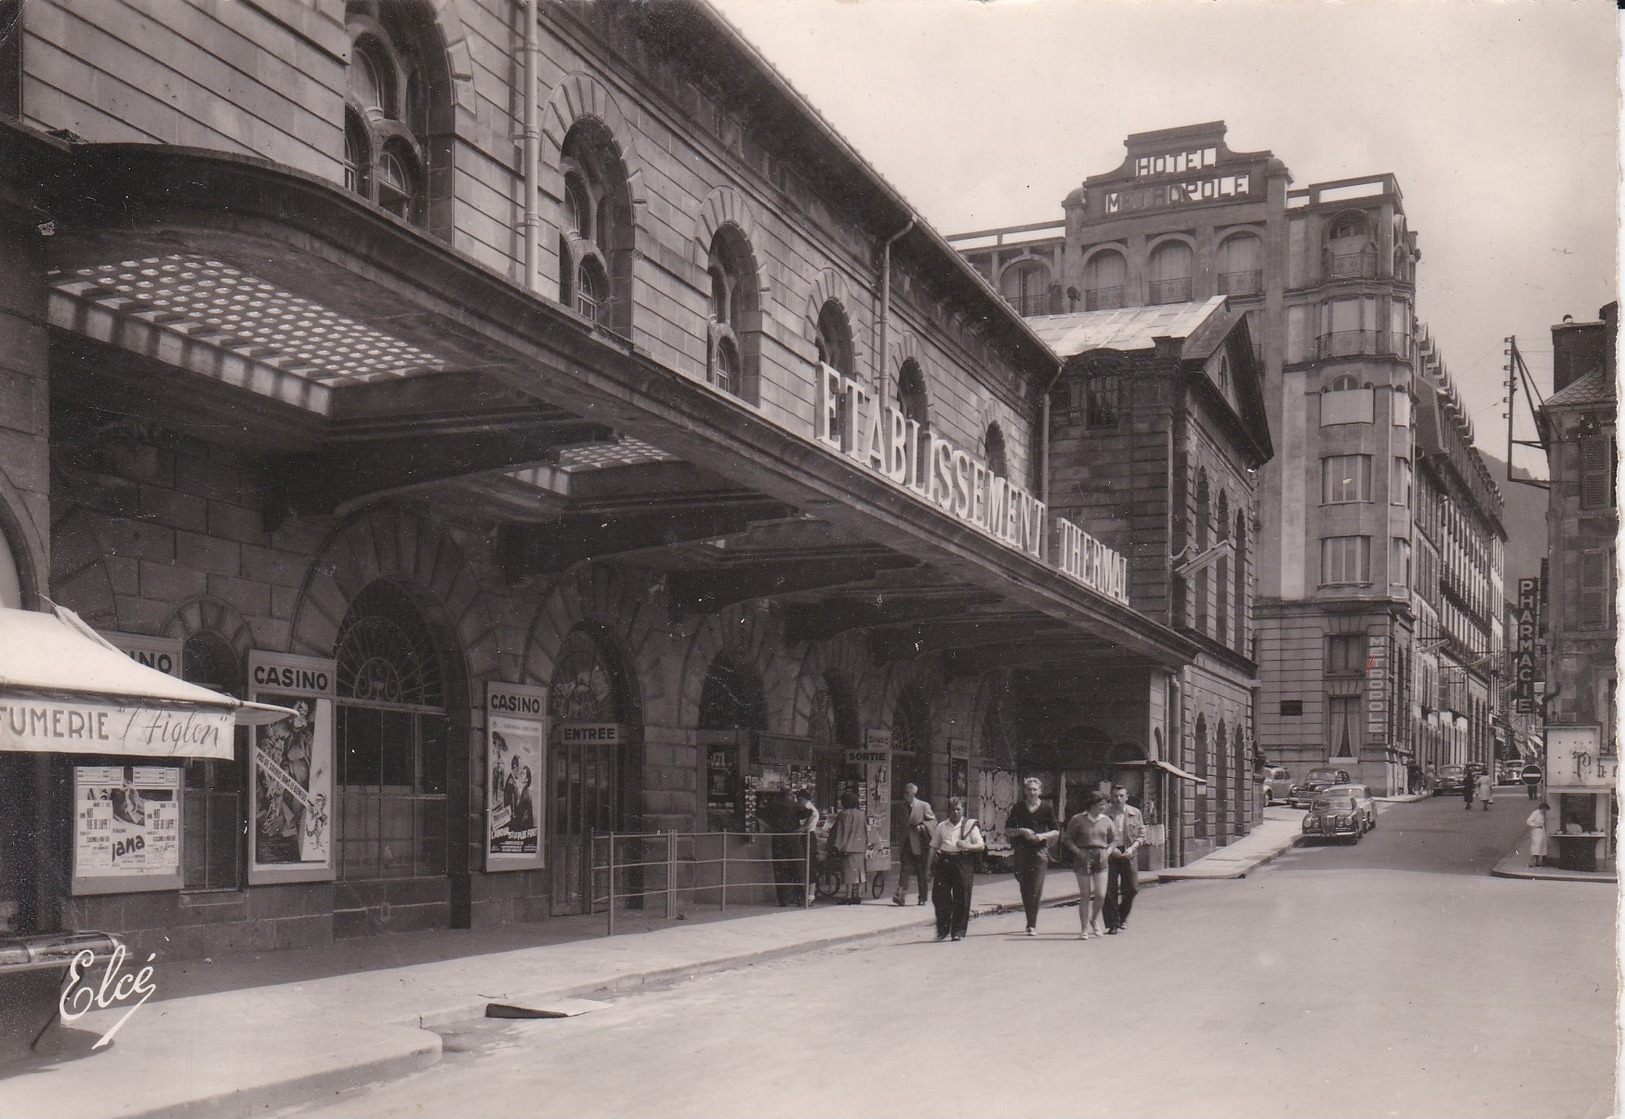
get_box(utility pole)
[1503,336,1551,490]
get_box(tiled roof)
[1024,296,1229,358]
[1545,367,1616,409]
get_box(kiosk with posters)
[1542,727,1616,873]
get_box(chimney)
[1551,312,1610,393]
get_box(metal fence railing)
[588,830,821,936]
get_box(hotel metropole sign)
[813,363,1128,604]
[1100,145,1253,215]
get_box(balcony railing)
[1085,285,1125,311]
[1326,250,1377,279]
[1148,277,1192,304]
[1218,270,1263,296]
[1006,290,1054,316]
[1316,330,1412,360]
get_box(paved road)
[289,796,1617,1119]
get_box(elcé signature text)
[59,943,158,1049]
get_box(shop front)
[1541,726,1617,874]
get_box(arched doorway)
[808,672,860,821]
[697,651,767,833]
[548,625,638,913]
[333,580,455,928]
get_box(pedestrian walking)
[1476,772,1494,810]
[1062,792,1118,940]
[892,782,936,907]
[828,790,868,905]
[1004,777,1059,935]
[1527,801,1551,868]
[1462,774,1475,811]
[1104,784,1145,934]
[928,796,984,941]
[755,787,804,907]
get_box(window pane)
[380,709,414,788]
[420,715,449,795]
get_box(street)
[287,796,1616,1119]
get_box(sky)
[711,0,1619,478]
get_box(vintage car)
[1432,764,1469,796]
[1496,760,1526,786]
[1322,783,1376,831]
[1287,767,1352,808]
[1301,794,1364,843]
[1258,765,1291,805]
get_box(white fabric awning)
[1150,758,1209,786]
[0,606,296,760]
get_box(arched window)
[1194,470,1210,633]
[183,632,244,892]
[983,422,1007,479]
[559,120,633,333]
[896,359,931,484]
[1193,715,1208,840]
[1082,250,1127,311]
[335,580,450,882]
[1217,233,1264,296]
[814,300,854,376]
[1215,721,1230,836]
[706,226,760,402]
[699,652,767,732]
[344,3,450,231]
[1000,260,1053,317]
[809,672,860,815]
[1148,240,1194,304]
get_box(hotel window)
[1327,634,1363,676]
[1147,240,1193,305]
[1217,232,1264,296]
[1392,388,1413,427]
[1322,455,1372,503]
[1327,696,1360,760]
[344,33,424,224]
[559,119,633,333]
[1082,249,1127,311]
[1000,260,1054,317]
[1320,535,1371,585]
[1083,369,1120,429]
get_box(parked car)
[1322,783,1376,831]
[1301,794,1364,843]
[1287,767,1352,808]
[1496,761,1525,786]
[1258,765,1291,805]
[1432,764,1469,796]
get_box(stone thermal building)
[1535,305,1616,871]
[954,121,1507,797]
[0,1,1275,957]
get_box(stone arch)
[539,71,646,210]
[888,327,921,376]
[0,471,44,608]
[46,506,117,629]
[787,638,870,741]
[418,0,476,113]
[675,603,790,733]
[696,185,759,253]
[519,563,661,726]
[287,506,491,692]
[160,595,257,668]
[804,268,865,372]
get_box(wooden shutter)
[1579,435,1614,509]
[1578,550,1612,629]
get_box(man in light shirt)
[893,782,936,906]
[1104,785,1145,934]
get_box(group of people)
[1008,778,1144,940]
[1462,770,1495,810]
[756,786,822,906]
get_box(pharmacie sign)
[813,364,1128,604]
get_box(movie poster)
[72,765,182,894]
[248,653,336,884]
[486,682,546,871]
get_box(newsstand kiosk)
[0,605,294,1062]
[1541,726,1617,874]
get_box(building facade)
[954,121,1507,797]
[1535,305,1617,870]
[0,0,1259,957]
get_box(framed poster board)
[486,682,547,871]
[247,652,335,885]
[72,765,182,894]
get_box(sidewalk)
[3,818,1300,1119]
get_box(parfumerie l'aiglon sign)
[814,364,1128,605]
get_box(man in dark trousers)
[1104,784,1145,934]
[892,783,936,906]
[755,787,804,907]
[1004,777,1058,935]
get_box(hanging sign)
[72,765,182,895]
[247,652,335,885]
[486,682,546,871]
